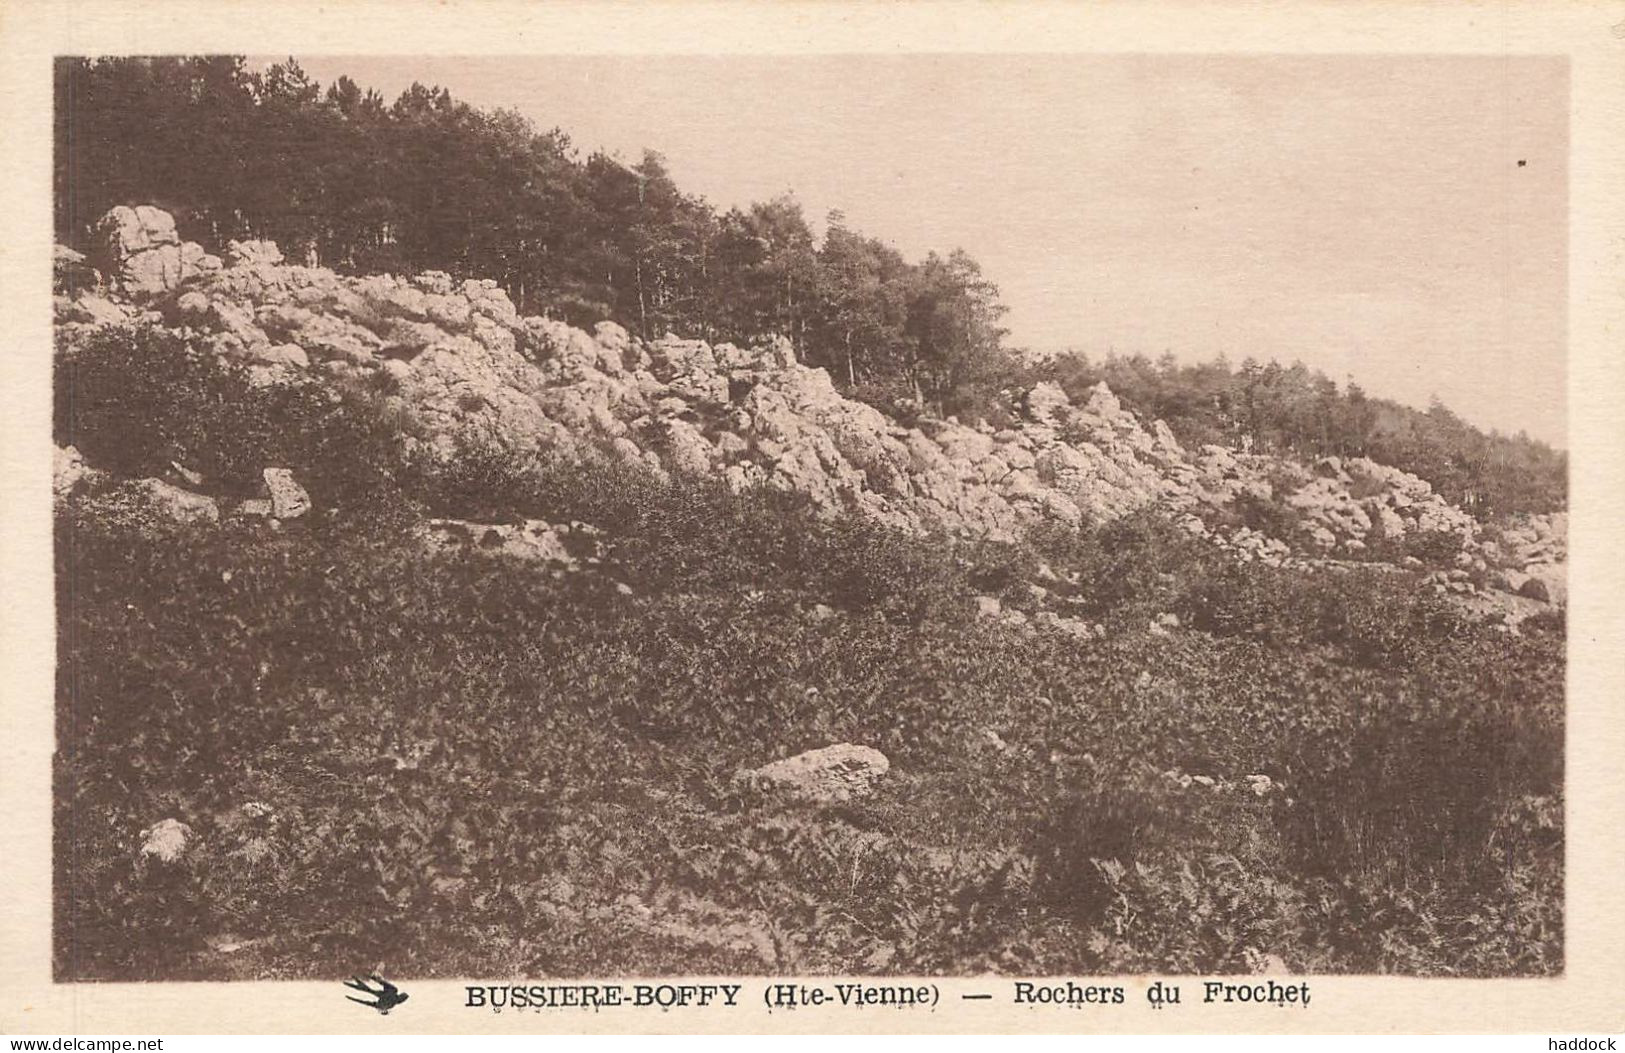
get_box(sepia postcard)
[3,0,1623,1037]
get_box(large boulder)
[100,204,178,258]
[95,205,217,295]
[96,205,177,293]
[734,744,891,804]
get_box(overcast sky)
[282,54,1568,446]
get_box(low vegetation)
[54,360,1564,977]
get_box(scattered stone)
[139,818,194,864]
[170,461,205,488]
[1520,564,1566,606]
[734,744,890,804]
[418,517,603,567]
[999,607,1030,628]
[97,205,180,293]
[261,468,311,520]
[1313,456,1350,482]
[1517,574,1552,605]
[182,240,223,275]
[126,479,220,525]
[251,343,311,369]
[100,204,178,256]
[1489,568,1528,594]
[59,292,131,326]
[1151,419,1184,454]
[1034,611,1096,641]
[53,444,101,500]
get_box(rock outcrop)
[54,205,1567,611]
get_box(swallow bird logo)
[345,973,410,1015]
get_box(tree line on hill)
[54,55,1009,420]
[54,55,1565,517]
[1036,352,1565,516]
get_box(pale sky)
[283,55,1568,446]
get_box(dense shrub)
[415,433,982,621]
[1228,489,1302,538]
[56,324,417,512]
[1402,529,1468,567]
[1031,775,1163,920]
[1177,560,1467,667]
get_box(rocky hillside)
[55,205,1566,616]
[52,204,1568,981]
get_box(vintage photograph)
[50,53,1567,983]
